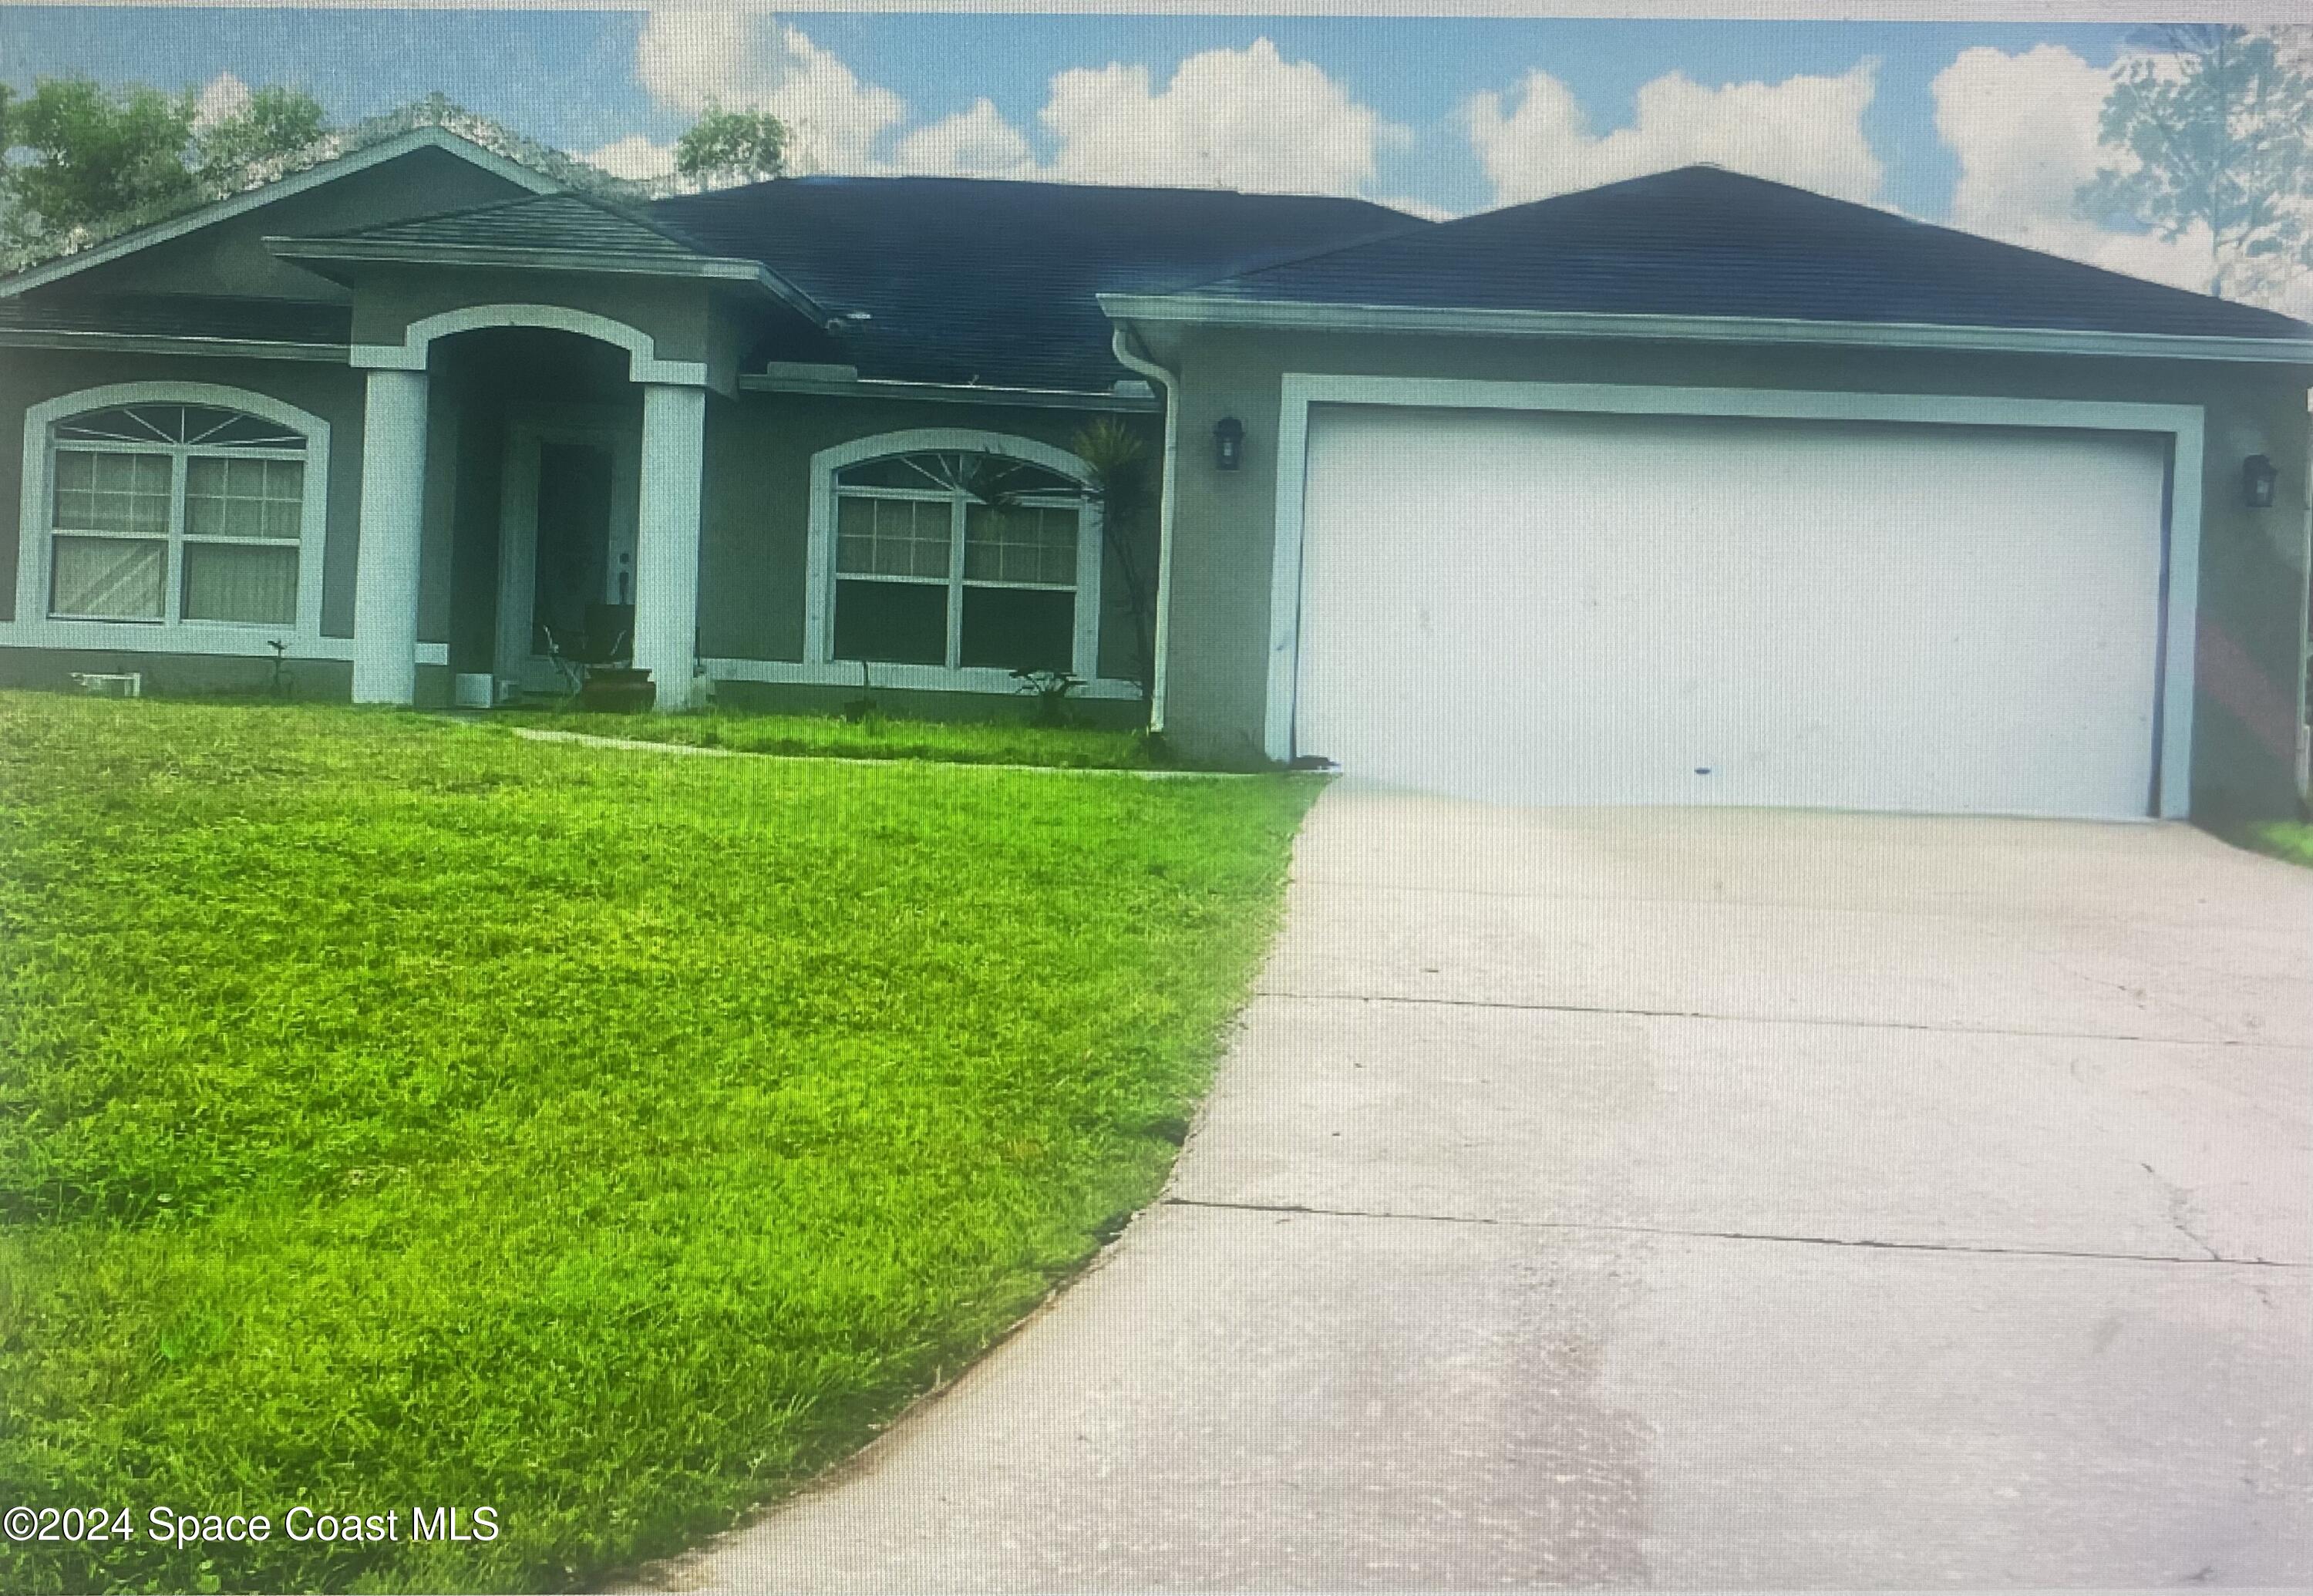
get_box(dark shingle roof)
[648,176,1424,389]
[1181,166,2313,342]
[306,190,712,260]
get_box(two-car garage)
[1283,388,2190,820]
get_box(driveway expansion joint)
[1158,1197,2305,1270]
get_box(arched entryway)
[348,302,710,710]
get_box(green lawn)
[2239,820,2313,867]
[0,694,1318,1594]
[484,705,1179,769]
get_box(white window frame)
[10,381,332,657]
[803,429,1108,693]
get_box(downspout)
[1110,323,1179,732]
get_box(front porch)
[348,315,710,710]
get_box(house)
[3,123,2308,823]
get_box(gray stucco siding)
[0,346,369,635]
[696,390,1161,687]
[349,264,737,373]
[1157,326,2312,818]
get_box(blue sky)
[2,9,2133,218]
[5,7,2241,301]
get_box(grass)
[2235,819,2313,867]
[0,693,1320,1594]
[484,705,1183,770]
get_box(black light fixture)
[2242,453,2278,509]
[1214,416,1245,471]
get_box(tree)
[672,103,787,190]
[2079,25,2313,302]
[0,76,332,259]
[194,85,330,191]
[1072,419,1160,705]
[2,78,200,248]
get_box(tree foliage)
[673,103,788,189]
[2080,25,2313,301]
[196,85,332,190]
[2,78,200,247]
[0,76,332,254]
[1072,418,1159,704]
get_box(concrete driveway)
[658,785,2313,1590]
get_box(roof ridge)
[1183,163,2308,332]
[1163,214,1439,295]
[652,172,1421,208]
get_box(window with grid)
[829,452,1083,674]
[46,402,309,626]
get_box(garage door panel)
[1295,406,2168,817]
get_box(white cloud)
[635,7,904,174]
[583,133,680,184]
[1372,193,1458,223]
[1038,39,1398,195]
[192,71,252,130]
[1467,62,1884,207]
[1929,44,2219,297]
[893,98,1036,180]
[625,18,1399,196]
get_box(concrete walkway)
[651,786,2313,1590]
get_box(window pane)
[185,456,303,540]
[182,544,298,625]
[837,494,951,579]
[833,578,948,665]
[960,586,1073,673]
[53,449,171,533]
[51,536,165,618]
[965,503,1077,586]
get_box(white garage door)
[1293,405,2173,817]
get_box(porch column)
[635,382,706,712]
[350,366,429,705]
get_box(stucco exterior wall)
[1158,327,2312,819]
[0,347,370,637]
[698,390,1162,688]
[349,265,738,374]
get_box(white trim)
[702,657,1143,701]
[0,329,348,362]
[1099,295,2313,367]
[0,628,444,666]
[802,428,1108,687]
[1263,375,2207,819]
[739,371,1163,413]
[0,128,560,300]
[351,303,712,390]
[8,381,335,658]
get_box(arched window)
[811,434,1103,682]
[24,389,326,634]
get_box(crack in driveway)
[1160,1196,2304,1270]
[2138,1160,2225,1261]
[1253,985,2302,1050]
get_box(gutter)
[1096,294,2313,366]
[1109,325,1181,734]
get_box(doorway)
[495,414,641,695]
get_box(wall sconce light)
[2242,453,2278,509]
[1214,416,1244,471]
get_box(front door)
[496,418,641,695]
